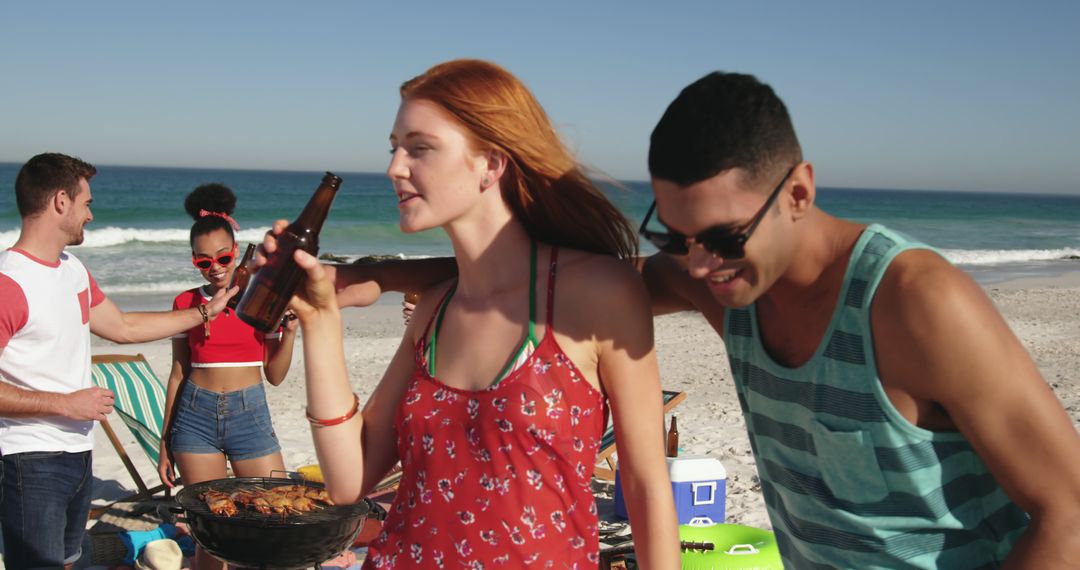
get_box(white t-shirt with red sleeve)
[0,248,106,454]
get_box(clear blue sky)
[2,1,1078,194]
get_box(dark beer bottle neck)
[291,172,342,236]
[237,243,256,267]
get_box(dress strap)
[545,246,559,328]
[492,241,540,383]
[423,282,458,375]
[425,242,543,380]
[527,240,538,342]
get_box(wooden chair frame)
[90,354,173,517]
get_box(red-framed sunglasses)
[192,244,238,269]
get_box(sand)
[4,272,1079,568]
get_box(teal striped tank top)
[724,224,1029,569]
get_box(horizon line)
[1,161,1077,198]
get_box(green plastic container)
[678,518,783,570]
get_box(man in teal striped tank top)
[637,72,1080,568]
[314,71,1080,568]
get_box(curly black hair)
[184,183,237,245]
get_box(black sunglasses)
[639,165,796,259]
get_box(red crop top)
[171,287,280,368]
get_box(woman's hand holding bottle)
[287,249,340,326]
[258,220,336,321]
[259,217,384,309]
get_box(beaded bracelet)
[306,393,360,428]
[197,304,210,338]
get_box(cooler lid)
[667,456,727,482]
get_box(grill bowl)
[174,477,371,570]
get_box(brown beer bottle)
[236,172,343,331]
[225,243,257,311]
[666,415,680,458]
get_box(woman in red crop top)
[268,60,680,569]
[160,184,298,570]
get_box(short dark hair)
[184,183,237,246]
[648,72,802,188]
[15,153,97,217]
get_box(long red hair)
[400,59,638,259]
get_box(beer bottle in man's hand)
[226,243,257,311]
[236,172,343,331]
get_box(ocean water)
[1,163,1078,296]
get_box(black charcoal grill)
[173,477,374,570]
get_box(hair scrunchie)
[198,209,240,231]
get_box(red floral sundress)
[362,247,608,569]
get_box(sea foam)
[940,248,1080,266]
[74,227,273,248]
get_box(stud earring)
[481,177,491,186]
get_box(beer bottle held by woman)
[666,415,680,458]
[236,172,342,331]
[226,243,257,311]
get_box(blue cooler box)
[614,456,727,524]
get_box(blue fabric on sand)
[120,523,195,565]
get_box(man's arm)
[874,250,1080,567]
[258,219,457,308]
[0,352,115,421]
[327,251,703,318]
[89,287,236,344]
[638,254,696,315]
[324,257,457,308]
[638,253,727,321]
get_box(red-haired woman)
[279,60,679,569]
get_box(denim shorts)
[1,450,93,568]
[168,381,281,461]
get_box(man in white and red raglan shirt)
[0,153,235,570]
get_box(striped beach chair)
[90,354,171,513]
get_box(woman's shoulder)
[546,246,653,351]
[554,247,642,288]
[550,247,648,312]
